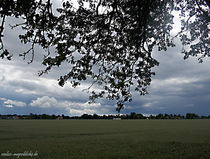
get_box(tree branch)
[96,0,102,16]
[0,15,6,45]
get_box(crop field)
[0,119,210,159]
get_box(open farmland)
[0,119,210,159]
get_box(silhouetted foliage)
[0,0,209,111]
[186,113,200,119]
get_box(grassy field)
[0,119,210,159]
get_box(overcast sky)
[0,1,210,116]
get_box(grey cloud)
[28,95,110,116]
[30,96,57,108]
[4,99,26,107]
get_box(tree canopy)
[0,0,209,111]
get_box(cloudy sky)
[0,1,210,116]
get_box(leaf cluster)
[0,0,209,111]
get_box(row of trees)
[0,113,210,120]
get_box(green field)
[0,120,210,159]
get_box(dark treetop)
[0,0,209,111]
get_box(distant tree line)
[0,113,210,120]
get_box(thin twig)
[9,22,26,29]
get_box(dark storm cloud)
[124,43,210,115]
